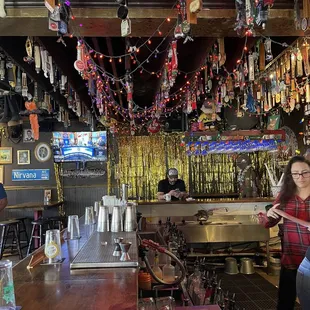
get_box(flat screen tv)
[52,131,107,163]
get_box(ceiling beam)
[0,8,302,37]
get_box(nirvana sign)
[12,169,50,181]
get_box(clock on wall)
[34,143,52,163]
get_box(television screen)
[52,131,107,163]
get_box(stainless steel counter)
[71,231,139,269]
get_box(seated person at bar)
[157,168,188,201]
[0,183,7,212]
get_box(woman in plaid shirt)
[266,156,310,310]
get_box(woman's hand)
[267,203,281,219]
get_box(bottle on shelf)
[162,255,175,283]
[151,250,163,283]
[188,263,202,298]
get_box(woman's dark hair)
[278,156,310,208]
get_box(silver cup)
[111,206,123,232]
[113,237,123,256]
[67,215,80,239]
[240,258,255,275]
[225,257,239,275]
[94,201,100,217]
[120,242,132,261]
[85,206,95,225]
[124,206,135,232]
[97,206,110,232]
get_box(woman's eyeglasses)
[290,171,310,179]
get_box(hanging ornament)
[15,67,22,93]
[248,53,255,81]
[264,38,273,62]
[259,40,265,71]
[168,41,178,87]
[34,44,41,74]
[25,101,39,140]
[263,0,274,7]
[301,43,310,76]
[218,38,226,66]
[296,48,303,77]
[246,88,256,113]
[190,0,203,13]
[256,0,269,29]
[74,41,85,72]
[245,0,253,26]
[148,118,161,134]
[234,0,247,36]
[174,13,185,39]
[294,0,301,30]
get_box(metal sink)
[143,215,269,243]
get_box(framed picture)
[267,115,280,130]
[44,189,52,202]
[0,147,12,164]
[17,150,30,165]
[23,129,35,143]
[0,166,4,184]
[34,143,52,163]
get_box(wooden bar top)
[12,222,137,310]
[7,201,64,211]
[137,197,274,205]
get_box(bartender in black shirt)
[157,168,188,201]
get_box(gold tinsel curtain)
[116,135,272,200]
[116,134,188,200]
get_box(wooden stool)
[9,217,29,250]
[27,219,51,256]
[0,220,23,259]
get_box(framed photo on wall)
[17,150,30,165]
[0,147,12,164]
[23,129,35,143]
[34,143,52,163]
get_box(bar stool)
[9,217,29,250]
[27,219,51,256]
[48,216,67,231]
[0,220,23,259]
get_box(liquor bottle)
[162,255,175,283]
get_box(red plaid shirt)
[265,195,310,269]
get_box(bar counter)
[137,197,274,205]
[137,197,274,218]
[12,223,137,310]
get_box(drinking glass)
[155,296,175,309]
[85,206,95,225]
[138,298,155,310]
[94,201,100,217]
[44,229,62,264]
[0,260,15,310]
[67,215,80,239]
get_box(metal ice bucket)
[240,257,255,275]
[225,257,239,275]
